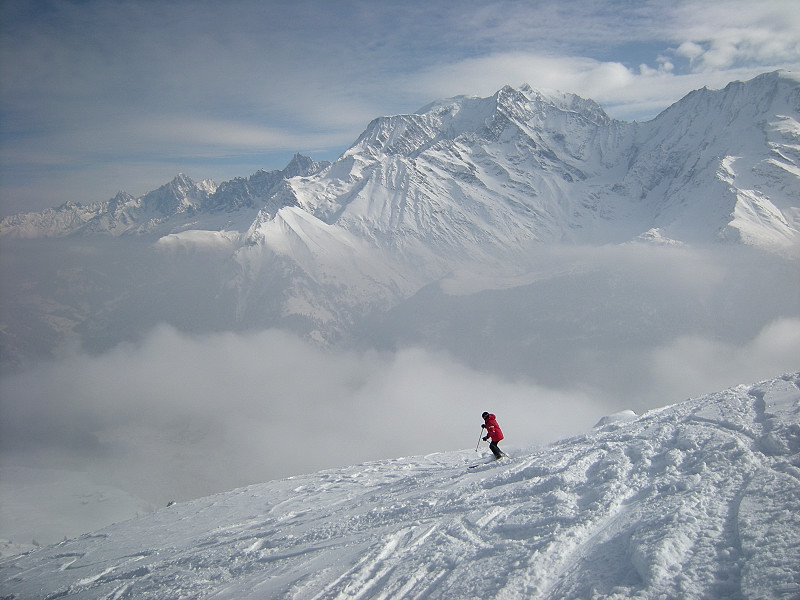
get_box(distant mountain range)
[0,153,330,238]
[3,71,798,252]
[1,71,799,371]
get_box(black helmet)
[482,412,489,419]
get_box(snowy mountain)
[2,72,798,252]
[289,71,799,255]
[2,372,798,599]
[620,72,800,248]
[0,154,329,238]
[1,71,799,372]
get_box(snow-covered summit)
[415,83,614,134]
[2,72,798,251]
[267,72,800,267]
[348,83,613,163]
[620,70,800,248]
[2,372,798,599]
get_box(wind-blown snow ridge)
[3,372,798,599]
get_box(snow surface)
[0,467,153,550]
[2,372,798,599]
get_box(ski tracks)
[306,524,445,600]
[288,458,532,599]
[4,375,797,600]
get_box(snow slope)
[2,372,798,599]
[0,467,153,550]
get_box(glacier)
[1,372,798,599]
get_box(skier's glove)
[481,424,486,429]
[482,436,489,441]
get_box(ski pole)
[475,428,484,451]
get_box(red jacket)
[483,414,504,442]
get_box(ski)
[468,454,510,469]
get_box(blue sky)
[2,0,799,216]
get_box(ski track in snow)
[1,373,799,599]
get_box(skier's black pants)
[489,441,503,459]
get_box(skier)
[481,411,505,460]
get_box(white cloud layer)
[672,1,800,71]
[2,311,797,507]
[0,326,598,504]
[649,318,800,400]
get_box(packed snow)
[2,372,798,599]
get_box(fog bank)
[2,319,798,509]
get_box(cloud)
[649,317,800,400]
[3,304,796,509]
[1,237,797,518]
[0,325,598,505]
[399,0,800,119]
[409,52,634,102]
[670,1,800,72]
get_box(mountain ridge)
[0,153,330,239]
[2,71,798,252]
[1,72,799,370]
